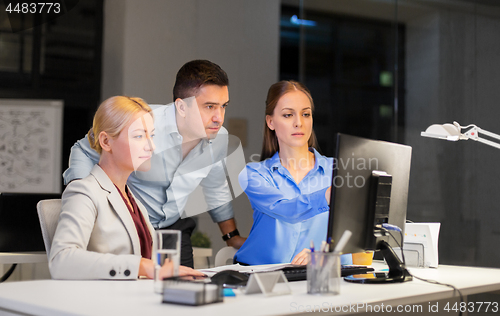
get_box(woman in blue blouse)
[234,81,333,265]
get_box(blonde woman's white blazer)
[49,165,155,279]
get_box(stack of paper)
[199,263,301,277]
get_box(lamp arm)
[462,122,500,149]
[475,137,500,150]
[477,127,500,141]
[464,126,500,149]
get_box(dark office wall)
[280,5,405,156]
[0,0,104,192]
[406,10,500,268]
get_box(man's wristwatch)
[222,229,240,241]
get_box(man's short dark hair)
[173,60,229,101]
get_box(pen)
[333,230,352,254]
[320,241,327,253]
[310,240,315,265]
[320,242,329,267]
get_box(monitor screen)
[0,193,60,252]
[327,133,412,255]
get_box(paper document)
[404,222,441,268]
[199,263,301,277]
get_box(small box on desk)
[401,222,440,268]
[162,277,223,306]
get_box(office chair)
[214,246,238,266]
[36,199,62,258]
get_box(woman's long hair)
[260,81,318,161]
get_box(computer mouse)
[210,270,249,286]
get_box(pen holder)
[307,252,341,295]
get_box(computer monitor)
[327,133,412,283]
[0,193,60,252]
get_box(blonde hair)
[260,81,318,161]
[88,96,152,154]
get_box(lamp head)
[421,122,500,150]
[421,122,463,141]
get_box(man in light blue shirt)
[63,60,246,267]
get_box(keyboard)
[281,265,375,282]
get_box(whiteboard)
[0,99,63,193]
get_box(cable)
[397,230,405,264]
[411,274,464,316]
[0,264,17,283]
[380,225,406,265]
[382,223,401,232]
[381,225,463,316]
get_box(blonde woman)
[50,96,203,279]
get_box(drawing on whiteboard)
[0,100,63,193]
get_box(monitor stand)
[344,240,413,284]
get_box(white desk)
[0,252,47,265]
[0,250,210,267]
[0,265,499,316]
[0,252,47,276]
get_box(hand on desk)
[291,248,310,265]
[138,258,205,279]
[177,265,206,278]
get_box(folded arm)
[238,165,329,224]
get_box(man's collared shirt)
[234,148,333,265]
[63,104,234,228]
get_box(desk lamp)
[421,121,500,149]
